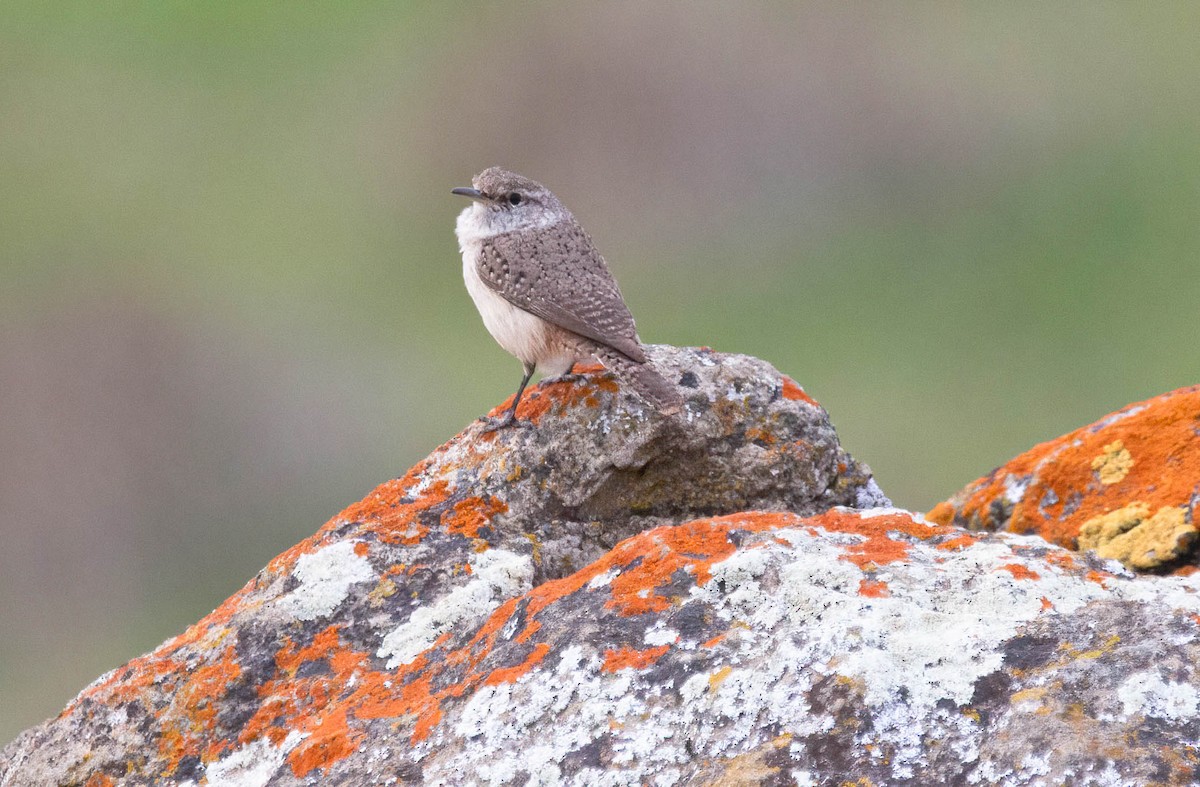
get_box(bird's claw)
[479,412,529,433]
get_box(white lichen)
[643,623,679,647]
[279,541,374,621]
[1117,671,1200,721]
[203,730,305,787]
[377,548,533,668]
[586,568,619,590]
[1003,474,1031,504]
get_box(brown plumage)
[477,224,646,363]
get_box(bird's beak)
[451,187,491,203]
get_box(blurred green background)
[3,3,1199,742]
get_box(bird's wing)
[478,221,647,363]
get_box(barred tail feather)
[594,345,683,416]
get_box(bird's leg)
[482,362,535,431]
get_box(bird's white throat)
[454,202,563,248]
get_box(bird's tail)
[594,345,683,416]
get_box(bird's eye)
[507,192,522,206]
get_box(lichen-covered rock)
[0,346,888,786]
[10,505,1200,785]
[929,385,1200,573]
[330,511,1200,785]
[9,355,1198,786]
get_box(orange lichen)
[602,644,671,672]
[484,643,553,685]
[744,427,778,446]
[276,626,343,675]
[999,564,1041,581]
[515,619,542,644]
[176,597,248,649]
[342,593,554,745]
[443,495,508,538]
[148,645,246,774]
[258,628,369,777]
[936,385,1200,571]
[64,577,266,757]
[936,534,978,552]
[349,660,443,744]
[335,461,432,526]
[857,579,890,598]
[1042,551,1079,571]
[79,653,184,708]
[85,775,115,787]
[1040,597,1054,611]
[925,502,955,526]
[605,515,792,616]
[211,625,373,777]
[364,479,451,546]
[182,647,242,712]
[804,509,954,569]
[287,706,359,779]
[780,376,819,406]
[702,633,728,649]
[268,461,437,574]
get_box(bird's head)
[452,167,569,239]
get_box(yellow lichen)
[1011,686,1048,707]
[1079,502,1150,549]
[708,665,733,691]
[1078,503,1195,570]
[523,532,542,565]
[1065,633,1121,661]
[700,734,793,787]
[367,578,397,605]
[1090,440,1133,485]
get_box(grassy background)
[3,3,1199,742]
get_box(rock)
[7,352,1199,785]
[0,346,887,786]
[929,385,1200,573]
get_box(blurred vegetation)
[2,3,1199,742]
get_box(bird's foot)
[479,411,530,433]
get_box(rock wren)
[453,167,682,429]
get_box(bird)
[452,167,682,430]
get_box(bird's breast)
[461,246,558,367]
[456,207,579,374]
